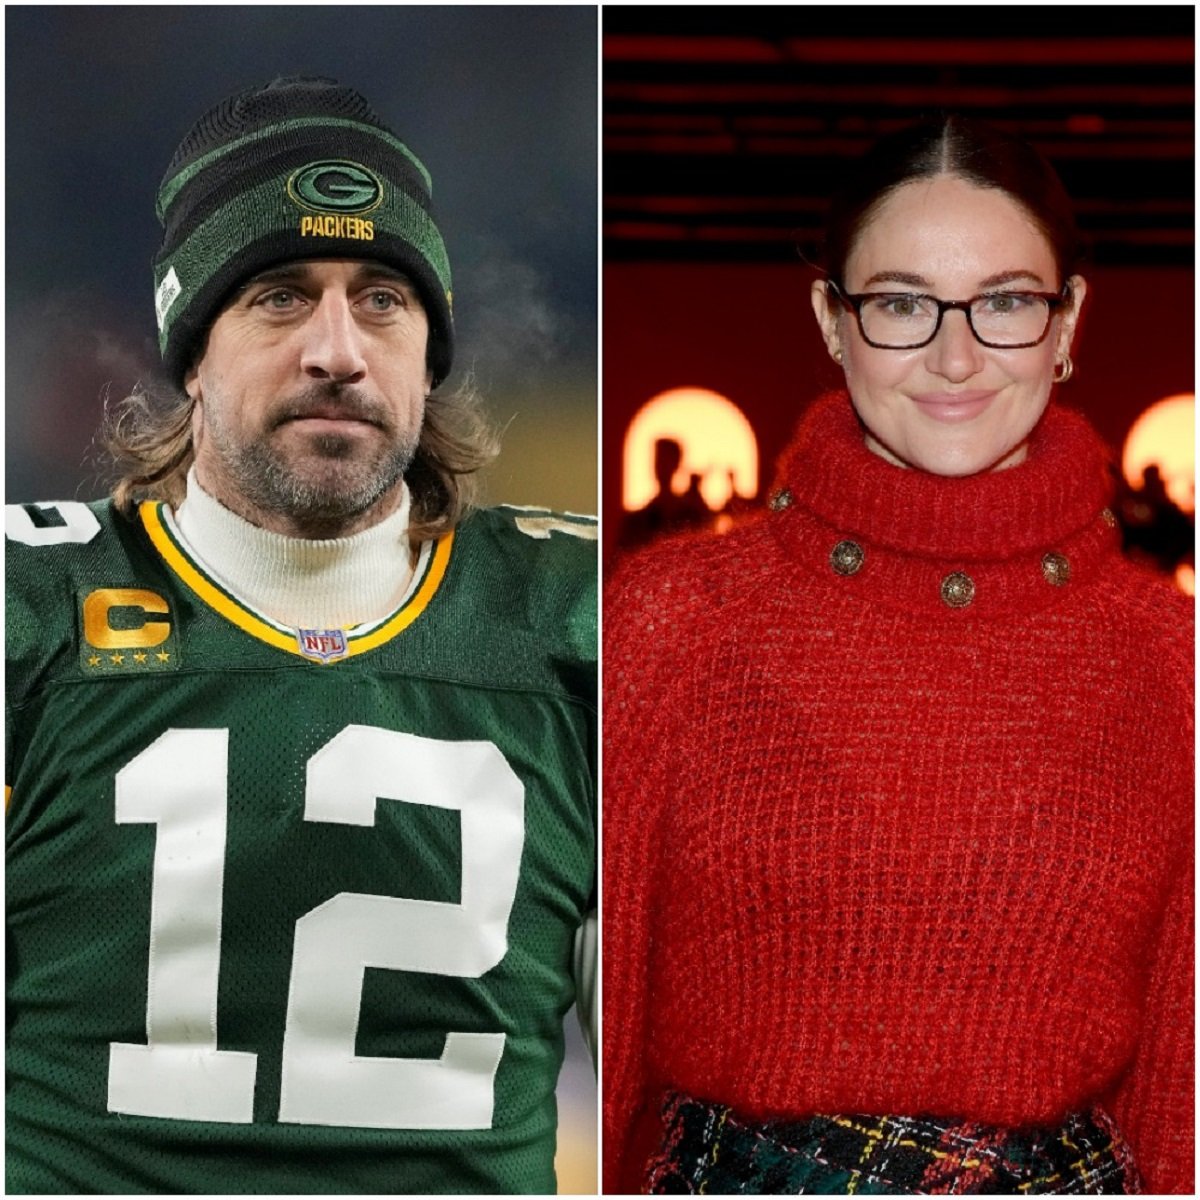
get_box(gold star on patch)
[133,652,148,664]
[87,655,102,668]
[156,651,171,662]
[109,653,125,665]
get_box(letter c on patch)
[83,589,172,649]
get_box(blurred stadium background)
[6,6,597,1193]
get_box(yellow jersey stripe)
[139,501,453,661]
[350,532,453,651]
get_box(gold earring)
[833,348,844,365]
[1053,353,1074,384]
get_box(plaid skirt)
[644,1093,1143,1195]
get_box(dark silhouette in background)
[1115,464,1194,579]
[621,438,715,547]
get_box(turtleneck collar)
[173,468,415,627]
[775,392,1114,561]
[767,392,1121,618]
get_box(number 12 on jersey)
[107,725,525,1129]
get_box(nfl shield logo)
[296,628,350,663]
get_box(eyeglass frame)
[825,279,1072,350]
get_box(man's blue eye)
[367,291,401,310]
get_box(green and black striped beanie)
[153,76,453,387]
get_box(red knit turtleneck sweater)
[603,393,1193,1194]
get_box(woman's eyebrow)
[976,269,1046,289]
[861,270,929,289]
[859,268,1047,291]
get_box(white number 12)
[107,725,525,1129]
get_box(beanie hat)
[153,76,453,387]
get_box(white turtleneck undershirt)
[173,467,416,628]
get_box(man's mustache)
[270,384,393,430]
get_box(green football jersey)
[6,497,596,1194]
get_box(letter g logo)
[287,160,383,215]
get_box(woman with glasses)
[604,116,1192,1195]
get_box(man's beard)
[205,383,420,529]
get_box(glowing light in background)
[623,387,759,512]
[1174,564,1195,597]
[1121,393,1194,514]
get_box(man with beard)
[6,78,596,1194]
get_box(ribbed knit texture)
[603,392,1194,1195]
[174,468,414,627]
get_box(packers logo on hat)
[287,160,384,215]
[154,78,455,386]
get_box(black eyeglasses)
[827,280,1071,350]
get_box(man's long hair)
[101,378,499,542]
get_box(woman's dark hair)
[823,115,1081,287]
